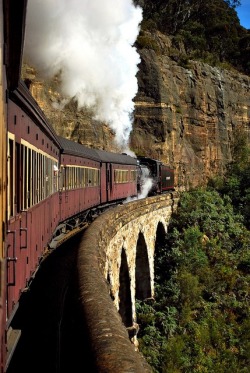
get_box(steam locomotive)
[0,0,174,371]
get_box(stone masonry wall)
[76,192,179,373]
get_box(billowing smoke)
[138,175,153,199]
[24,0,142,149]
[124,167,153,203]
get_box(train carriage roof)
[58,136,100,161]
[95,149,137,165]
[58,136,137,165]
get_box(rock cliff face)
[132,31,250,189]
[22,30,250,190]
[23,64,116,151]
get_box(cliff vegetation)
[136,135,250,372]
[135,0,250,75]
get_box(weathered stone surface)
[77,193,179,373]
[22,30,250,189]
[22,63,118,152]
[131,31,250,189]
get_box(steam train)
[4,81,174,369]
[0,0,174,371]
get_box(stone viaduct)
[77,191,179,373]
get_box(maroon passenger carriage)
[58,137,138,220]
[57,137,102,226]
[53,136,138,245]
[0,0,8,368]
[6,82,138,369]
[95,148,138,203]
[6,82,62,368]
[58,136,138,209]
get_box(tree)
[136,188,250,372]
[134,0,250,75]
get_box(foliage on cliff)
[136,190,250,371]
[209,126,250,228]
[136,141,250,371]
[134,0,250,75]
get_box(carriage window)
[8,138,14,217]
[21,144,27,210]
[67,167,70,189]
[60,166,65,190]
[79,168,82,187]
[71,167,74,189]
[48,158,52,196]
[12,140,58,210]
[114,169,129,183]
[33,151,37,205]
[88,169,93,186]
[38,153,42,202]
[36,153,40,203]
[130,169,137,182]
[70,167,73,189]
[86,168,99,187]
[65,167,69,190]
[42,154,45,200]
[114,169,119,183]
[15,142,21,213]
[45,158,49,197]
[93,169,99,186]
[74,168,77,188]
[76,168,79,188]
[53,163,59,192]
[85,168,89,186]
[82,168,86,187]
[27,148,32,208]
[62,166,100,189]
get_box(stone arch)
[99,194,177,331]
[118,247,133,327]
[155,221,167,253]
[154,221,168,280]
[135,232,151,300]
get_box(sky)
[24,0,143,152]
[236,0,250,29]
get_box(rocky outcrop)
[22,30,250,190]
[132,31,250,189]
[22,64,117,151]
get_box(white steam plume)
[24,0,142,149]
[124,173,153,203]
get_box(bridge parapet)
[77,192,179,373]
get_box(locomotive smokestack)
[24,0,142,150]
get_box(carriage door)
[106,163,111,202]
[99,162,106,204]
